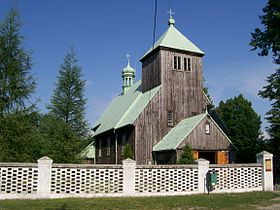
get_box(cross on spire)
[126,53,131,63]
[167,9,174,19]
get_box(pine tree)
[216,94,263,163]
[0,8,36,116]
[0,9,42,162]
[178,144,195,164]
[39,114,87,163]
[48,47,88,137]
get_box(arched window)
[205,122,210,134]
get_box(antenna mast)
[152,0,158,49]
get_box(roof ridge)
[153,113,207,151]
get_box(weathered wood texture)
[95,127,135,164]
[178,116,231,151]
[142,50,161,92]
[134,48,205,164]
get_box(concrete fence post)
[196,158,210,193]
[37,156,53,198]
[256,151,273,191]
[122,158,136,195]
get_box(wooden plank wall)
[134,48,205,164]
[95,127,135,164]
[142,50,161,92]
[160,49,205,123]
[178,116,232,151]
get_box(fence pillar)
[256,151,273,191]
[37,156,53,197]
[122,158,136,195]
[197,158,209,193]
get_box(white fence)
[0,151,273,199]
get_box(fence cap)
[195,158,210,164]
[256,151,273,157]
[37,156,53,164]
[122,158,136,164]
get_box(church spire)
[122,53,135,94]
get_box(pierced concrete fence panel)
[0,151,273,199]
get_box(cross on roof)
[126,53,131,62]
[167,9,174,19]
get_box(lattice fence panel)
[211,166,262,190]
[50,168,123,194]
[0,167,38,194]
[135,167,198,193]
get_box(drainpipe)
[114,130,118,164]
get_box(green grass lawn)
[0,192,279,210]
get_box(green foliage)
[259,68,280,179]
[123,144,133,159]
[178,144,195,164]
[0,9,40,163]
[39,114,88,163]
[251,0,280,180]
[250,0,280,65]
[0,8,36,116]
[216,94,263,163]
[48,47,88,137]
[0,112,43,162]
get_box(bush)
[123,144,133,159]
[178,144,195,164]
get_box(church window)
[173,56,181,70]
[98,140,102,158]
[183,57,191,71]
[167,111,174,127]
[121,134,126,155]
[107,137,111,156]
[178,56,181,70]
[187,58,191,71]
[174,56,177,69]
[205,123,210,134]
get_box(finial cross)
[126,53,131,62]
[167,9,174,18]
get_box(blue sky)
[0,0,276,135]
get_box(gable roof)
[153,113,235,152]
[93,80,161,136]
[141,24,204,61]
[153,114,207,152]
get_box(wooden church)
[92,15,235,165]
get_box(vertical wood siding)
[178,116,231,151]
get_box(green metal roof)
[141,22,204,61]
[80,142,95,159]
[93,80,161,136]
[153,114,207,152]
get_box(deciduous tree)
[250,0,280,179]
[216,94,263,163]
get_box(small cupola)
[122,53,135,94]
